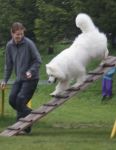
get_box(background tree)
[0,0,115,50]
[34,0,81,53]
[0,0,37,45]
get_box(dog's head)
[46,64,58,84]
[46,63,65,83]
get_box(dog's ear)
[46,64,56,73]
[46,64,49,68]
[46,64,52,70]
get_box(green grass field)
[0,44,116,150]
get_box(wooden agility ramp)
[0,56,116,137]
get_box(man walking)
[1,22,42,133]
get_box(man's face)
[11,29,24,44]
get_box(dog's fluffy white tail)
[75,13,97,33]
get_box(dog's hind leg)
[72,75,86,88]
[50,80,69,96]
[100,48,109,66]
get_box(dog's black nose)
[48,80,51,84]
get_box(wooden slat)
[19,118,33,123]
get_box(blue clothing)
[102,67,116,97]
[103,67,116,80]
[102,78,112,97]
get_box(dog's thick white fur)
[46,13,109,96]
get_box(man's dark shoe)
[24,126,32,134]
[107,94,113,100]
[101,96,106,101]
[17,130,27,135]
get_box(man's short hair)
[11,22,26,33]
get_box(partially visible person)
[102,65,116,101]
[0,22,42,134]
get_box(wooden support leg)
[0,89,5,116]
[111,120,116,138]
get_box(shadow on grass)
[31,121,112,139]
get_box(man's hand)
[0,81,7,89]
[26,71,32,79]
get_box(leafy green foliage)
[0,0,37,45]
[0,0,116,51]
[34,0,75,51]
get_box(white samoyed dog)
[46,13,109,96]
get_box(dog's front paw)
[50,91,69,98]
[50,91,59,96]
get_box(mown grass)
[0,43,116,150]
